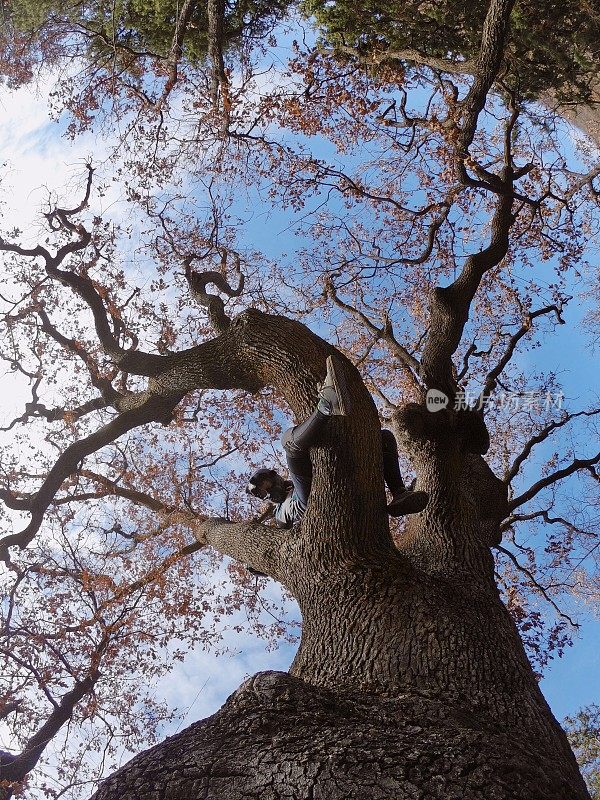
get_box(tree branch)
[184,249,244,333]
[456,341,493,382]
[500,508,598,540]
[157,0,197,108]
[496,545,579,628]
[207,0,230,122]
[0,167,165,378]
[328,45,478,77]
[34,306,121,403]
[482,304,566,400]
[455,0,516,181]
[1,645,105,783]
[420,187,514,395]
[324,278,421,387]
[346,203,453,268]
[194,517,290,582]
[75,469,173,514]
[509,451,600,512]
[0,396,108,433]
[0,392,184,562]
[505,409,600,484]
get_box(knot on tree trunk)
[394,402,449,444]
[456,409,490,454]
[394,403,490,454]
[463,454,510,546]
[89,671,589,800]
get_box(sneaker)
[317,355,351,416]
[387,489,429,517]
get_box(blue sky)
[0,52,599,786]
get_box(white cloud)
[0,80,100,238]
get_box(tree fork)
[183,384,584,798]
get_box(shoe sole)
[325,355,351,416]
[387,492,429,517]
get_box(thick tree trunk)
[90,422,589,799]
[84,311,589,800]
[91,671,588,799]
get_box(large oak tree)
[1,0,599,798]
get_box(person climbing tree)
[247,357,429,529]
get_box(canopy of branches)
[0,0,599,797]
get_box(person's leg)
[281,409,328,505]
[281,356,353,505]
[381,429,407,496]
[381,429,429,516]
[281,355,352,503]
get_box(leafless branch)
[324,277,421,387]
[496,544,579,627]
[501,508,598,539]
[505,409,600,484]
[509,451,600,512]
[457,341,493,382]
[483,304,566,400]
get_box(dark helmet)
[246,468,279,499]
